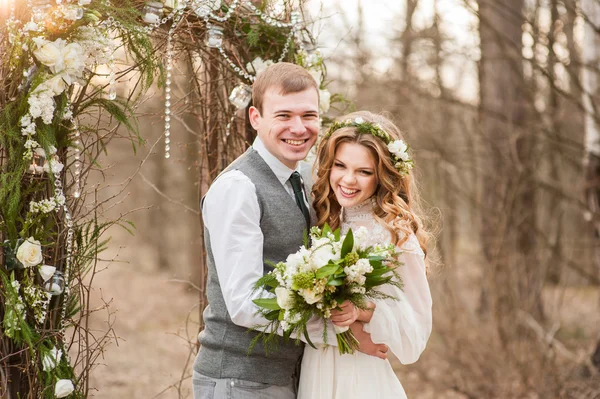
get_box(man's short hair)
[252,62,318,113]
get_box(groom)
[192,62,387,399]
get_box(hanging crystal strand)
[8,0,15,24]
[224,113,236,143]
[277,28,296,63]
[72,118,82,198]
[107,52,117,100]
[164,30,173,159]
[52,173,75,361]
[163,4,185,159]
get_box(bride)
[298,111,433,398]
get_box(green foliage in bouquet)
[251,224,403,355]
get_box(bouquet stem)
[336,329,360,355]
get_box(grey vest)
[194,148,313,386]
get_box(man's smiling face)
[249,86,320,169]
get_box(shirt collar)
[252,137,299,186]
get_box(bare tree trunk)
[478,0,541,344]
[582,0,600,369]
[400,0,419,81]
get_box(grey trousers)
[192,370,296,399]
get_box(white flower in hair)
[354,117,364,124]
[387,139,409,160]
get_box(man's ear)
[248,106,261,130]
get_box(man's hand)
[350,322,388,360]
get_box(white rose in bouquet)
[16,237,43,267]
[309,244,339,271]
[352,226,369,252]
[299,287,323,304]
[275,287,294,310]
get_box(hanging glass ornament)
[228,83,252,109]
[2,239,25,271]
[44,270,65,296]
[193,0,221,18]
[205,25,224,48]
[290,10,301,24]
[28,149,46,175]
[142,1,163,24]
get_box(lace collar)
[342,197,376,222]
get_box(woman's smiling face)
[329,142,378,208]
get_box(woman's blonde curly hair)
[312,111,432,260]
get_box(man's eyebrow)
[272,109,319,114]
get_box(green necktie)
[289,171,311,230]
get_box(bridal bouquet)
[251,224,402,355]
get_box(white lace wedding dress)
[297,198,433,399]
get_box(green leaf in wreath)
[326,278,344,286]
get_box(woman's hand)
[330,301,376,326]
[331,300,360,327]
[350,322,388,359]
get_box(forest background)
[50,0,600,397]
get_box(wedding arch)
[0,0,332,397]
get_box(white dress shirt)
[202,137,334,345]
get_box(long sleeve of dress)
[362,234,432,364]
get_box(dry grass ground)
[86,229,200,399]
[85,228,600,398]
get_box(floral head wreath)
[324,117,414,176]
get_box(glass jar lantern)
[205,26,224,49]
[44,270,65,296]
[28,151,46,175]
[2,239,25,271]
[228,83,252,109]
[142,1,163,24]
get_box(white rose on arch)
[54,379,74,398]
[246,57,273,76]
[16,237,43,268]
[309,69,322,86]
[39,265,56,282]
[42,347,63,371]
[44,157,65,175]
[32,37,63,70]
[319,89,331,113]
